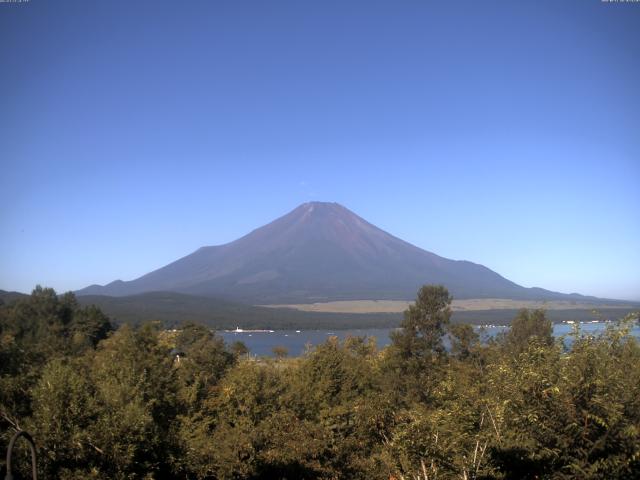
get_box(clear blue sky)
[1,0,639,300]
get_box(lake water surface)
[220,322,640,357]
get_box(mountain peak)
[274,202,380,248]
[293,201,349,217]
[77,203,584,303]
[300,201,342,207]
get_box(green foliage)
[1,286,639,479]
[0,287,114,478]
[230,340,250,358]
[174,322,235,411]
[384,285,452,403]
[503,308,554,352]
[449,322,480,360]
[397,284,452,355]
[272,345,289,359]
[30,359,96,475]
[86,324,178,478]
[483,321,640,479]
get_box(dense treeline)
[74,292,404,330]
[1,286,639,479]
[5,289,634,330]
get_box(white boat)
[227,327,275,333]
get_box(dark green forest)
[5,289,634,330]
[1,286,639,479]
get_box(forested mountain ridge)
[4,288,635,329]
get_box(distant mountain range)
[77,202,600,304]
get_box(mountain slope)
[0,289,28,305]
[77,202,595,303]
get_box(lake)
[220,321,640,357]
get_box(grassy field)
[262,298,639,314]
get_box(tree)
[504,308,553,353]
[30,359,97,478]
[69,304,113,351]
[86,323,179,478]
[393,284,452,355]
[203,361,293,479]
[288,336,384,478]
[174,322,235,413]
[0,287,113,468]
[449,323,480,360]
[384,285,452,403]
[230,340,249,358]
[272,345,289,359]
